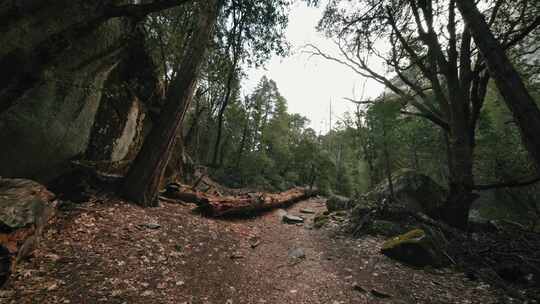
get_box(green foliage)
[146,0,539,229]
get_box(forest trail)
[2,197,500,304]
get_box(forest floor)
[0,196,504,304]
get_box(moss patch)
[382,229,425,251]
[381,228,446,268]
[313,213,330,229]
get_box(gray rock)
[352,282,367,293]
[350,169,446,230]
[369,169,446,218]
[0,178,57,286]
[371,288,392,298]
[141,223,161,229]
[300,208,316,214]
[283,214,304,224]
[288,247,306,259]
[0,178,56,229]
[326,194,354,212]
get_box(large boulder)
[381,228,449,268]
[326,194,355,212]
[0,4,159,182]
[0,178,57,285]
[0,7,128,182]
[369,169,446,219]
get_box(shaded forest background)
[0,0,539,230]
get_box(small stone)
[141,290,154,297]
[352,282,367,293]
[288,247,306,259]
[300,208,316,214]
[371,288,392,298]
[283,214,304,224]
[175,280,185,286]
[141,223,161,229]
[230,252,244,259]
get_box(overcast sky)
[242,2,385,134]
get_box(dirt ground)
[0,196,503,303]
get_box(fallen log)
[163,186,318,217]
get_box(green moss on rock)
[382,229,425,250]
[381,228,447,268]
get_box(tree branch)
[474,176,540,190]
[106,0,194,18]
[504,15,540,49]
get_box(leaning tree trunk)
[122,0,218,206]
[456,0,540,171]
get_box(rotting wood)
[163,185,318,217]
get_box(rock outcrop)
[0,3,160,182]
[358,169,446,219]
[0,2,129,181]
[86,35,159,165]
[0,178,57,285]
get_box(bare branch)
[106,0,194,18]
[474,176,540,190]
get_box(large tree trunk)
[122,1,218,206]
[442,124,476,230]
[456,0,540,171]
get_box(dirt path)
[1,197,501,303]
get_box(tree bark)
[122,0,218,206]
[164,186,318,217]
[442,99,476,230]
[212,69,236,166]
[456,0,540,171]
[235,116,250,170]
